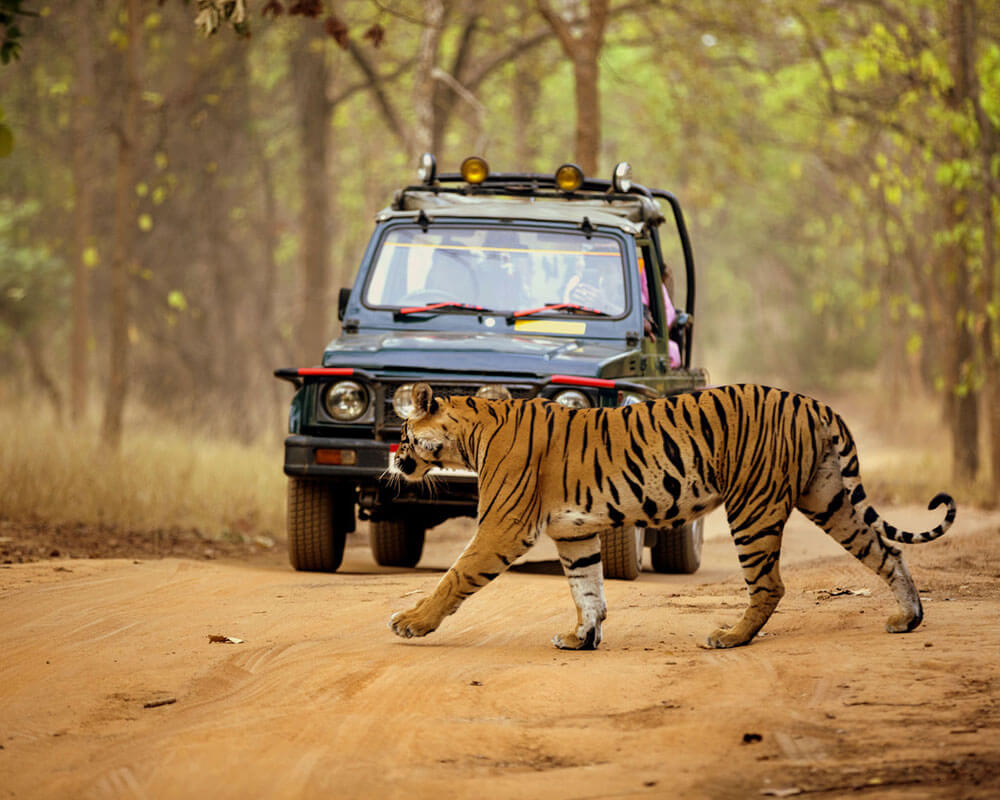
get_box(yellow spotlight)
[460,156,489,184]
[555,163,584,192]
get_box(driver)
[562,246,603,307]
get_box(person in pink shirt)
[639,258,682,368]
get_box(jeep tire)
[601,525,643,581]
[287,478,351,572]
[371,518,426,568]
[650,518,704,574]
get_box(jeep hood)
[322,330,635,378]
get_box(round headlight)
[555,163,584,192]
[392,383,416,419]
[417,152,436,185]
[553,389,591,409]
[324,381,369,421]
[476,384,512,401]
[612,161,632,192]
[460,156,489,184]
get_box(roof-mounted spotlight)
[612,161,633,193]
[460,156,489,184]
[555,163,584,192]
[417,152,437,185]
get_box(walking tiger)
[389,383,956,650]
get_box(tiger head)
[392,383,471,481]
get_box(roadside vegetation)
[0,374,984,544]
[0,400,286,540]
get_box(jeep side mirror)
[338,287,351,321]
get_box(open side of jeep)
[276,156,709,579]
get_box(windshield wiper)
[507,302,611,323]
[394,302,493,319]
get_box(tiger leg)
[708,515,789,648]
[799,462,923,633]
[389,524,533,639]
[552,536,606,650]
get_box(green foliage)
[0,198,67,330]
[0,0,37,64]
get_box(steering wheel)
[398,289,463,306]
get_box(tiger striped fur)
[389,383,956,650]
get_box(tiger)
[388,382,956,650]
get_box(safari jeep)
[276,155,709,580]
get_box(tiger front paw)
[705,626,753,649]
[389,603,440,639]
[551,624,602,651]
[885,610,922,634]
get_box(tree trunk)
[21,327,64,420]
[292,36,333,364]
[512,32,542,166]
[102,0,141,449]
[536,0,609,175]
[413,0,445,157]
[431,11,480,156]
[962,1,1000,493]
[943,0,980,483]
[70,9,96,426]
[572,53,601,175]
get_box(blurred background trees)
[0,0,998,490]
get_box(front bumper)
[282,435,478,484]
[283,435,392,479]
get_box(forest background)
[1,0,998,540]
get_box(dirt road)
[1,506,998,799]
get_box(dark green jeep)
[276,156,709,579]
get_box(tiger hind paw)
[552,625,602,650]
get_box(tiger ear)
[409,383,439,420]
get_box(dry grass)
[0,383,985,544]
[0,402,287,541]
[817,380,990,508]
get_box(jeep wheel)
[600,525,643,581]
[287,478,349,572]
[650,518,704,574]
[371,518,426,568]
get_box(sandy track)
[1,506,998,799]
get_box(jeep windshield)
[363,225,628,318]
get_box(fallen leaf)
[815,587,871,599]
[208,635,244,644]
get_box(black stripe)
[699,408,716,453]
[607,479,620,505]
[568,552,601,570]
[555,532,598,543]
